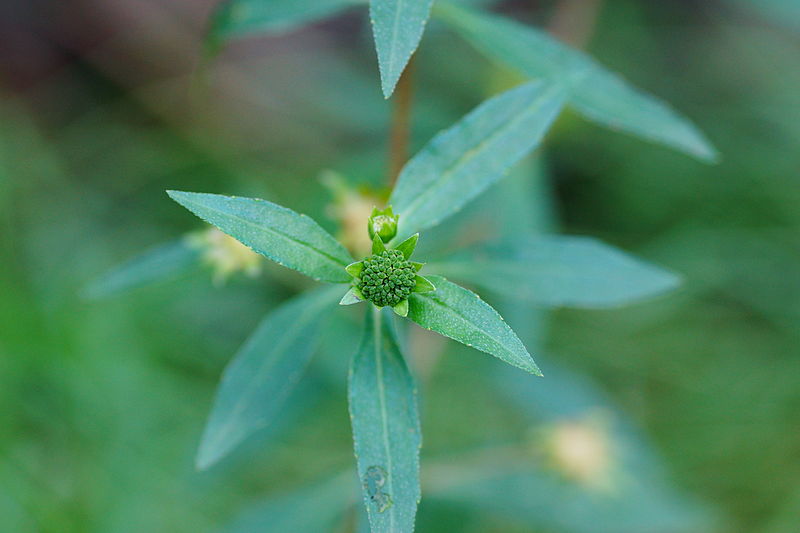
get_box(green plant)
[86,1,720,532]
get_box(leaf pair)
[208,0,430,98]
[208,0,716,160]
[434,1,718,162]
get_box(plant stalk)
[387,58,415,187]
[548,0,605,48]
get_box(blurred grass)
[1,0,799,532]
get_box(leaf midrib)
[385,0,406,87]
[394,85,559,234]
[181,195,350,273]
[413,288,532,371]
[373,309,397,530]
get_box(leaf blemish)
[364,465,393,513]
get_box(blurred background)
[1,0,799,532]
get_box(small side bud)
[368,206,399,243]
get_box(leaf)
[349,308,421,532]
[196,285,342,469]
[412,275,435,293]
[392,299,409,317]
[167,191,353,283]
[370,0,434,98]
[209,0,363,42]
[434,2,718,162]
[82,239,200,299]
[340,287,365,305]
[407,275,540,375]
[389,80,565,241]
[428,235,681,308]
[394,233,419,259]
[223,471,357,533]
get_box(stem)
[548,0,605,49]
[387,58,415,187]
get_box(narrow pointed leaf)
[389,80,565,241]
[429,235,681,308]
[407,276,540,375]
[346,261,365,278]
[82,239,200,299]
[372,233,387,254]
[411,261,425,272]
[370,0,434,97]
[197,285,342,469]
[340,287,365,305]
[392,299,409,317]
[435,2,717,161]
[394,233,419,259]
[210,0,363,42]
[349,308,421,532]
[167,191,353,283]
[413,275,435,293]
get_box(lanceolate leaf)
[407,276,541,375]
[210,0,363,41]
[435,2,718,162]
[168,191,353,283]
[349,308,421,532]
[196,285,342,469]
[389,81,565,241]
[82,239,200,299]
[370,0,434,98]
[429,235,681,308]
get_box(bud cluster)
[358,250,416,307]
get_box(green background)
[1,0,798,531]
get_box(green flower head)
[341,208,435,316]
[367,206,399,243]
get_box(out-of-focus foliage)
[1,0,799,532]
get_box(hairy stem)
[387,57,415,187]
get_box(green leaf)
[429,235,681,308]
[407,275,540,375]
[209,0,363,42]
[413,275,435,293]
[370,0,434,98]
[82,239,200,299]
[392,299,409,317]
[223,471,357,533]
[394,233,419,259]
[372,233,387,254]
[167,191,353,283]
[389,80,565,241]
[196,285,341,469]
[346,261,365,278]
[340,287,365,305]
[349,308,421,532]
[435,2,718,162]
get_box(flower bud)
[368,206,399,243]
